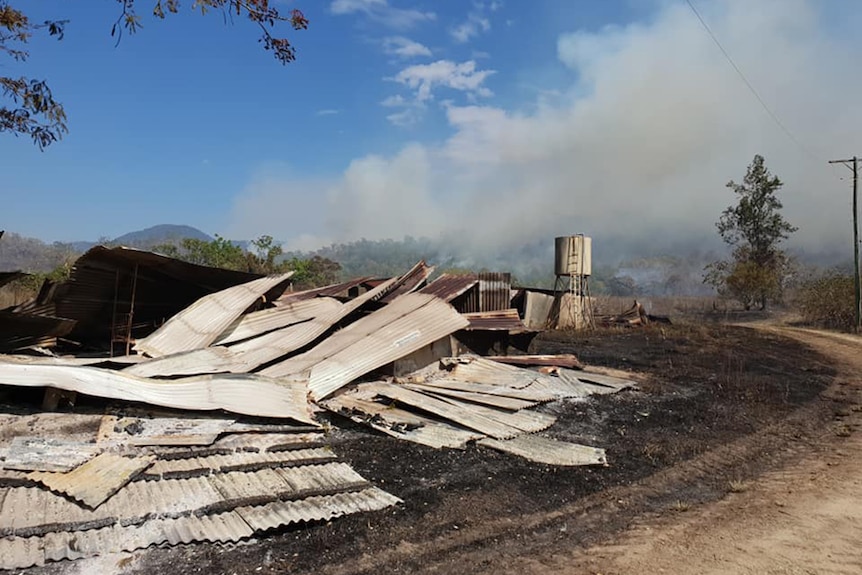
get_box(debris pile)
[0,246,639,569]
[597,300,673,327]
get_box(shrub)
[796,271,855,331]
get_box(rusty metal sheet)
[235,487,401,532]
[276,277,373,304]
[264,294,470,400]
[575,370,638,390]
[142,448,336,479]
[28,453,155,509]
[214,297,342,345]
[487,354,583,370]
[478,435,607,466]
[2,438,102,473]
[404,383,539,411]
[0,363,313,421]
[478,272,511,312]
[0,310,77,353]
[97,415,236,446]
[444,355,547,388]
[419,273,478,302]
[361,382,522,439]
[123,347,238,378]
[378,260,434,303]
[414,378,561,402]
[462,309,530,332]
[134,272,294,358]
[321,389,483,449]
[0,487,400,570]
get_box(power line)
[684,0,820,162]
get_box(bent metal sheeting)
[0,363,314,421]
[134,272,295,358]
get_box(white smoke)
[228,0,862,261]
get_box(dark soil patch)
[112,324,836,575]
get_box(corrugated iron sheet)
[487,354,583,369]
[444,356,546,388]
[575,369,638,390]
[141,447,336,479]
[321,389,483,449]
[265,294,470,400]
[97,415,236,446]
[134,272,294,358]
[276,277,372,304]
[0,363,314,421]
[378,260,434,303]
[214,297,342,345]
[478,435,607,466]
[478,272,511,312]
[360,382,522,439]
[419,273,478,302]
[14,246,262,347]
[0,271,27,289]
[0,488,399,570]
[413,378,561,402]
[28,453,155,509]
[0,310,76,352]
[404,383,538,411]
[123,347,238,378]
[2,438,102,472]
[462,309,530,333]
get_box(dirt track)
[520,327,862,575]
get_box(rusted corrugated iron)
[462,309,530,333]
[13,246,262,347]
[419,273,478,302]
[478,272,511,312]
[378,260,434,303]
[277,277,372,304]
[0,310,76,352]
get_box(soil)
[27,323,860,575]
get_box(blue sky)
[2,0,861,256]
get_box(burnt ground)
[38,323,843,575]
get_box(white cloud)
[382,36,432,58]
[451,12,491,43]
[330,0,435,29]
[231,0,862,261]
[392,60,495,102]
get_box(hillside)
[113,224,212,247]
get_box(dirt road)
[531,327,862,575]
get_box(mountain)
[112,224,212,247]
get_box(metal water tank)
[554,236,592,276]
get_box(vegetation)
[1,1,308,149]
[153,234,341,288]
[795,270,855,331]
[704,155,797,310]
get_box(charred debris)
[0,243,644,569]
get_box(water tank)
[554,236,592,276]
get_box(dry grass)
[728,479,748,493]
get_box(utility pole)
[829,156,860,333]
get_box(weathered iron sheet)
[487,354,583,370]
[478,272,511,312]
[214,297,342,345]
[427,393,557,434]
[1,438,102,473]
[276,277,372,304]
[419,273,478,302]
[268,294,470,400]
[378,260,434,303]
[462,309,530,333]
[575,370,638,390]
[28,453,155,509]
[478,435,607,466]
[235,487,401,532]
[134,272,294,357]
[0,462,371,538]
[361,382,522,439]
[0,488,399,570]
[0,311,76,352]
[0,363,313,421]
[15,246,263,347]
[321,389,483,449]
[404,383,539,411]
[123,346,238,378]
[444,356,546,388]
[97,415,236,446]
[415,378,561,402]
[141,447,336,480]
